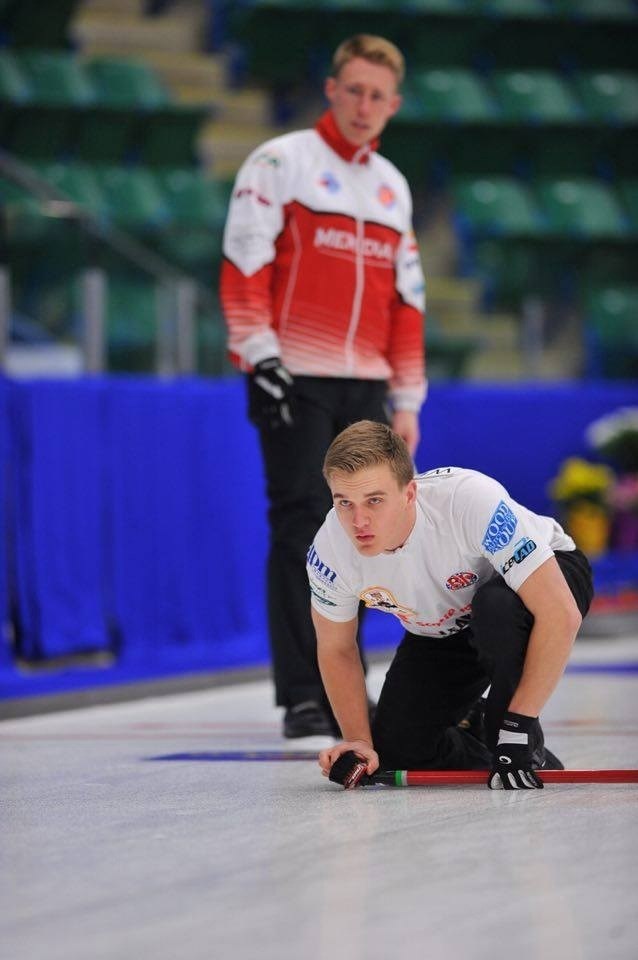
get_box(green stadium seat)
[2,50,95,159]
[16,50,95,107]
[451,177,544,236]
[79,57,210,165]
[490,69,582,123]
[0,49,30,103]
[0,49,30,146]
[29,162,109,221]
[584,285,638,379]
[152,168,228,272]
[552,0,637,19]
[401,69,496,123]
[535,178,629,237]
[156,168,228,227]
[617,180,638,234]
[83,58,168,108]
[465,0,548,14]
[104,273,158,372]
[572,71,638,123]
[91,166,170,230]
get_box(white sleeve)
[454,473,555,592]
[222,140,286,277]
[307,523,360,623]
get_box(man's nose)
[353,507,369,529]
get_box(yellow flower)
[548,457,615,502]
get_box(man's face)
[324,57,402,147]
[328,464,416,556]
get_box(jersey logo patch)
[359,587,415,619]
[446,571,479,591]
[319,171,341,193]
[378,184,396,208]
[482,501,518,554]
[307,545,337,584]
[501,538,537,574]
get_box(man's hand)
[319,740,379,787]
[488,711,543,789]
[250,357,294,428]
[391,409,419,457]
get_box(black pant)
[371,549,594,770]
[250,375,390,708]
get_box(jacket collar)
[315,110,379,165]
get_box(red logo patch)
[446,572,478,591]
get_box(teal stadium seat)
[451,176,543,236]
[584,285,638,379]
[30,162,109,221]
[154,168,229,271]
[552,0,637,19]
[401,68,496,123]
[3,49,96,159]
[82,57,210,165]
[91,166,170,231]
[617,180,638,235]
[535,178,628,238]
[572,71,638,123]
[490,69,582,123]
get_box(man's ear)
[324,76,337,104]
[388,92,402,118]
[405,478,417,504]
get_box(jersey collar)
[315,110,379,165]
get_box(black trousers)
[250,375,389,708]
[371,549,594,770]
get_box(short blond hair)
[323,421,414,488]
[331,34,405,86]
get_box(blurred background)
[0,0,637,708]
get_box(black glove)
[488,711,544,790]
[249,357,294,428]
[329,751,370,790]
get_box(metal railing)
[0,148,223,375]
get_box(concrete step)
[72,8,205,54]
[197,121,286,176]
[80,0,145,14]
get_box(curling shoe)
[283,701,338,739]
[457,696,487,744]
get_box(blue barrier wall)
[1,376,637,699]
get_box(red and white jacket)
[220,111,426,412]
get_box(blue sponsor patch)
[501,538,537,574]
[482,501,518,554]
[307,544,338,584]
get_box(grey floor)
[2,633,638,960]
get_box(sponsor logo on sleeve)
[377,184,396,208]
[234,187,272,206]
[319,171,341,193]
[306,544,337,584]
[482,501,518,554]
[252,150,281,168]
[446,571,479,591]
[310,587,337,607]
[500,538,537,574]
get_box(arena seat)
[572,70,638,124]
[534,178,629,238]
[451,176,543,236]
[489,69,582,123]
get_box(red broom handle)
[368,769,638,786]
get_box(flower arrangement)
[585,407,638,551]
[548,457,615,557]
[585,407,638,475]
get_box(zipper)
[344,216,364,375]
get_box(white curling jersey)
[307,467,576,638]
